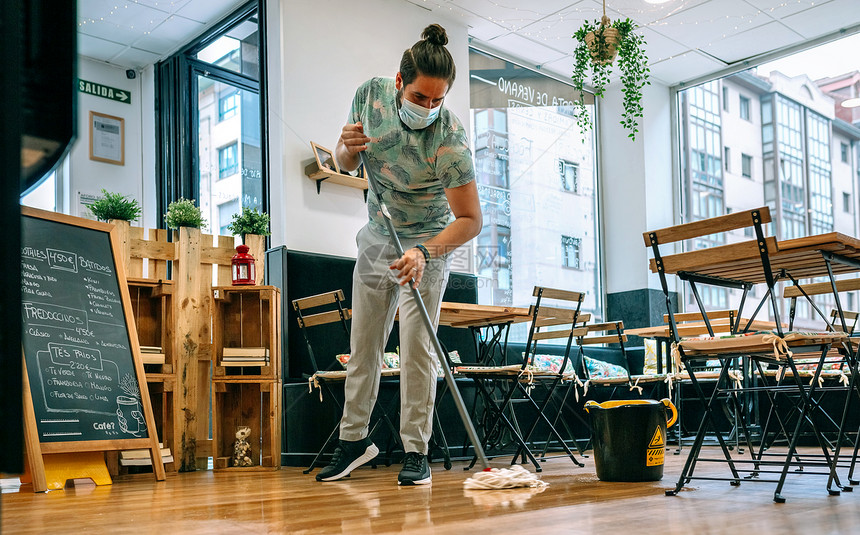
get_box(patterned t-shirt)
[349,77,476,239]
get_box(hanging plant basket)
[571,10,650,140]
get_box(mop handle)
[359,150,489,470]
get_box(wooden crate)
[212,380,282,470]
[127,278,173,374]
[212,286,282,380]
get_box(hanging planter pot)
[584,17,620,65]
[571,3,650,141]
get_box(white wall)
[598,80,675,294]
[271,0,471,257]
[68,58,148,225]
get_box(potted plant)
[88,189,142,222]
[164,198,207,230]
[571,15,650,140]
[226,207,271,242]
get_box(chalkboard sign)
[20,207,164,490]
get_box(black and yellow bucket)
[584,398,678,482]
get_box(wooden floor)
[3,447,860,534]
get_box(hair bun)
[422,24,448,46]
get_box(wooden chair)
[293,290,400,474]
[456,286,587,472]
[646,207,848,502]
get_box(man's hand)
[336,121,372,171]
[390,247,426,288]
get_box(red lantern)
[231,245,256,285]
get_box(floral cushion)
[335,352,400,369]
[584,355,627,380]
[529,354,567,373]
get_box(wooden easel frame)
[21,207,165,491]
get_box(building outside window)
[722,86,730,112]
[678,53,860,326]
[739,94,751,120]
[724,147,731,172]
[219,143,238,178]
[561,235,581,269]
[559,159,579,193]
[218,90,239,122]
[468,48,601,335]
[742,153,752,178]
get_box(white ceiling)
[78,0,860,85]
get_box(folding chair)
[456,286,586,472]
[293,290,400,474]
[646,207,849,502]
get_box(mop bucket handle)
[583,398,678,428]
[661,398,678,428]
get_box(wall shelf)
[304,162,368,200]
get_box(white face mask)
[398,97,442,130]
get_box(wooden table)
[436,302,532,365]
[437,302,532,328]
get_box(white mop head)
[463,465,549,490]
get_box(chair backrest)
[662,309,739,338]
[831,309,859,335]
[782,280,860,333]
[577,321,629,380]
[644,207,781,341]
[523,286,586,374]
[291,289,351,372]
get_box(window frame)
[154,1,269,229]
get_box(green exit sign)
[78,79,131,104]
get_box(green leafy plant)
[87,189,142,222]
[226,207,271,238]
[571,17,650,140]
[164,198,207,229]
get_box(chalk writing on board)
[21,215,148,442]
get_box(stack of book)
[139,345,165,365]
[221,347,269,367]
[120,443,173,466]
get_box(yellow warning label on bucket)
[649,427,664,448]
[646,426,665,466]
[647,447,664,466]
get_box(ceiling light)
[842,98,860,108]
[643,0,673,4]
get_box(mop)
[359,150,546,490]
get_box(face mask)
[398,97,441,130]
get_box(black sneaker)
[315,438,379,481]
[398,452,431,485]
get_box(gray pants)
[340,224,449,454]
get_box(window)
[741,153,752,178]
[156,3,267,231]
[219,143,238,178]
[677,37,860,328]
[469,48,601,328]
[218,199,240,235]
[722,86,729,112]
[218,90,239,121]
[561,236,581,269]
[559,159,579,192]
[739,95,751,121]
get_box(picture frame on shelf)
[310,141,339,174]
